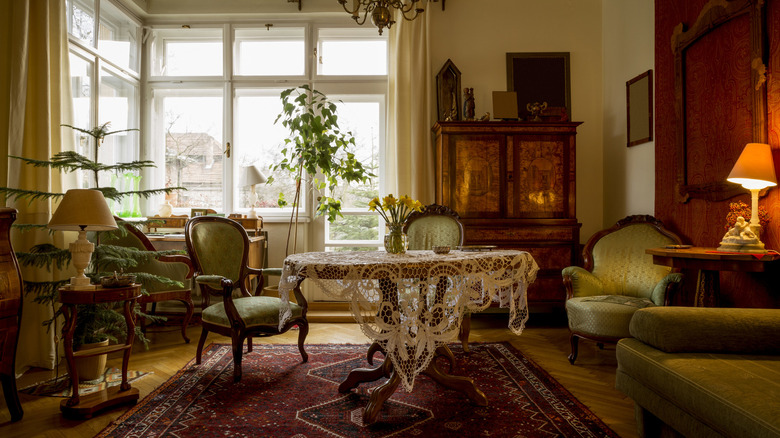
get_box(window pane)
[154,90,224,211]
[151,29,223,76]
[234,90,301,213]
[99,69,139,213]
[67,0,95,46]
[317,29,387,76]
[98,0,139,72]
[332,100,381,209]
[235,28,305,76]
[328,214,380,242]
[69,52,92,131]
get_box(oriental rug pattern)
[97,342,619,438]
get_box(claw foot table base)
[338,343,488,425]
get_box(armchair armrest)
[562,266,604,299]
[649,272,683,306]
[159,254,194,278]
[630,307,780,354]
[195,275,232,294]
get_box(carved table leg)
[694,269,719,307]
[422,345,488,406]
[62,304,80,407]
[338,349,391,393]
[363,371,401,425]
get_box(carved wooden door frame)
[672,0,767,202]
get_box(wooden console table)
[646,247,780,306]
[59,284,142,418]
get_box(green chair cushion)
[202,296,303,328]
[566,295,655,338]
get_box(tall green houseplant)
[0,123,182,349]
[272,85,375,254]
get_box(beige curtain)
[386,9,435,203]
[1,0,73,373]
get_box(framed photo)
[191,208,210,218]
[506,52,571,120]
[626,70,653,147]
[436,59,462,121]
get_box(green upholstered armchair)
[403,204,471,349]
[562,215,683,364]
[185,216,308,382]
[104,218,194,343]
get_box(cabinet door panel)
[449,135,504,218]
[515,136,568,218]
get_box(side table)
[646,247,780,306]
[59,284,142,418]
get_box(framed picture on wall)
[626,69,653,147]
[506,52,571,120]
[436,59,462,121]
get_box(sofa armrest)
[562,266,603,299]
[629,307,780,354]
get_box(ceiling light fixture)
[338,0,425,35]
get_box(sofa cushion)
[630,307,780,354]
[616,338,780,438]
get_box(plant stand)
[59,284,142,418]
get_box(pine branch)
[12,223,51,233]
[0,187,62,204]
[16,244,71,270]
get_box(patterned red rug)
[97,342,619,438]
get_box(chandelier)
[337,0,425,35]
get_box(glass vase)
[384,224,408,254]
[131,174,142,217]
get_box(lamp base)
[66,277,97,291]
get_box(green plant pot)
[74,338,109,381]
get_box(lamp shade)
[48,189,118,231]
[239,165,268,187]
[727,143,778,190]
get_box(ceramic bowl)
[432,246,451,254]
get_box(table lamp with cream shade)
[239,165,267,219]
[48,189,118,289]
[719,143,777,253]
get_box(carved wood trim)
[672,0,767,203]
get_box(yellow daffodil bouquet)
[368,194,423,227]
[368,194,423,253]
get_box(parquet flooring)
[0,314,638,437]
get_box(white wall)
[428,0,605,241]
[602,0,655,225]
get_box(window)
[67,0,141,199]
[147,24,387,250]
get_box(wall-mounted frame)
[436,59,462,121]
[627,70,653,147]
[672,0,766,202]
[506,52,571,120]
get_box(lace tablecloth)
[278,249,538,391]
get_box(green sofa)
[615,307,780,438]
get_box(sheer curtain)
[2,0,74,373]
[386,9,435,203]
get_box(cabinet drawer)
[502,246,574,271]
[465,226,574,242]
[528,275,565,302]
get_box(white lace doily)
[278,250,538,391]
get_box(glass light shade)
[48,189,118,231]
[727,143,778,190]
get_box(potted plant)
[270,85,375,255]
[1,123,183,379]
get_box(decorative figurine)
[717,216,766,253]
[526,101,548,122]
[463,87,475,120]
[479,112,491,121]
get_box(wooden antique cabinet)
[432,121,582,308]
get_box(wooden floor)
[0,313,638,438]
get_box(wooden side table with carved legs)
[58,284,142,418]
